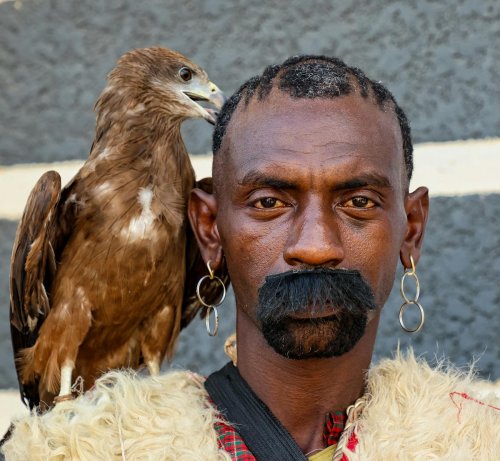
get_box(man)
[2,55,499,460]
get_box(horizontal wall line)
[0,138,499,221]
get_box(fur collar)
[2,352,499,460]
[344,352,499,460]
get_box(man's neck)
[236,312,379,455]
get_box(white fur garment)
[2,352,499,460]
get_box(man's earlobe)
[400,186,429,268]
[188,186,223,270]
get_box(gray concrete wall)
[1,0,499,165]
[0,0,499,389]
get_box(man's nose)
[283,201,344,267]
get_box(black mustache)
[256,267,376,323]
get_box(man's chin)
[261,314,367,360]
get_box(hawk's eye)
[179,67,193,82]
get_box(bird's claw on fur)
[53,393,75,404]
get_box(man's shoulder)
[354,351,500,460]
[367,350,500,407]
[1,369,228,461]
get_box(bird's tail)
[16,346,37,386]
[17,344,62,395]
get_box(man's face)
[213,90,410,358]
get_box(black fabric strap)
[205,362,308,461]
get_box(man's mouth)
[286,303,340,320]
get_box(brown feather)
[9,171,63,407]
[9,47,226,409]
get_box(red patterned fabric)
[323,410,346,447]
[214,410,347,460]
[214,421,255,460]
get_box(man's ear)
[188,186,223,270]
[400,186,430,268]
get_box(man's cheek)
[235,231,280,267]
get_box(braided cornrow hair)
[213,55,413,181]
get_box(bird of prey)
[9,47,227,409]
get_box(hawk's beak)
[183,81,226,125]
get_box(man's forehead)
[222,90,404,175]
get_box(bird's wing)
[181,177,230,328]
[9,170,76,407]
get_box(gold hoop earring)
[399,255,425,333]
[196,261,226,336]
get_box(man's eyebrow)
[237,171,392,190]
[333,173,392,190]
[238,170,298,190]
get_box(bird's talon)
[53,393,75,404]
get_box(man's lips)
[286,303,340,320]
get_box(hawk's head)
[96,47,226,125]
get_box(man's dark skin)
[189,88,429,454]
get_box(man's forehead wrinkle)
[237,132,394,158]
[234,157,302,178]
[319,150,399,166]
[230,141,399,171]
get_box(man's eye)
[254,197,286,209]
[343,196,376,208]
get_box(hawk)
[9,47,227,409]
